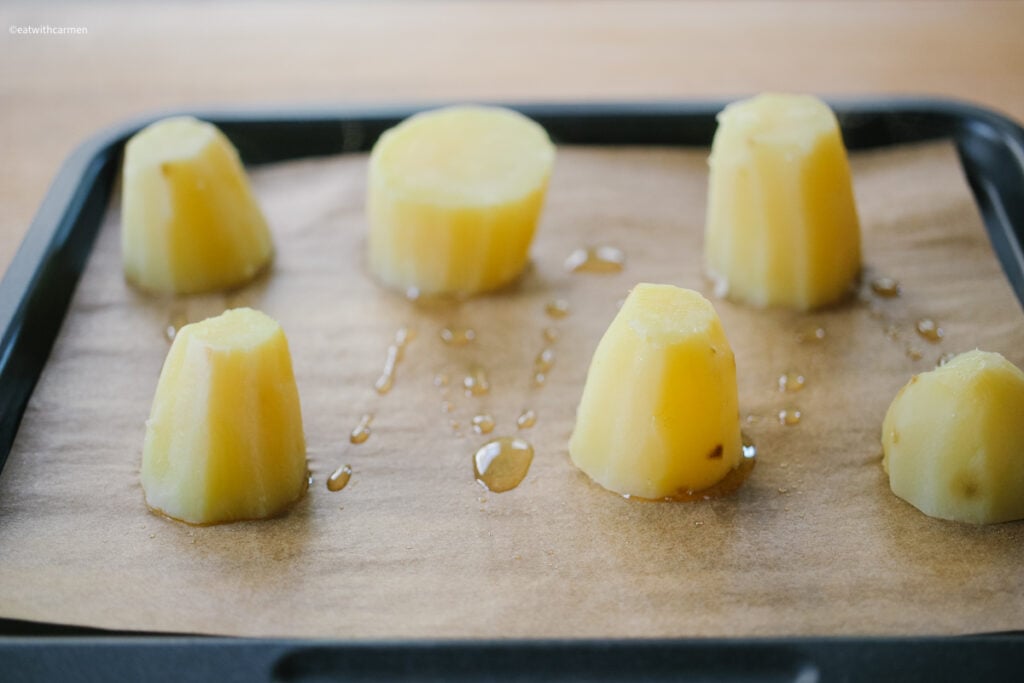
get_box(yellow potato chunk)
[122,116,273,294]
[569,284,743,499]
[141,308,307,525]
[882,350,1024,524]
[367,105,555,297]
[705,93,861,310]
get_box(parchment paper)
[1,142,1023,638]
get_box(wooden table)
[2,0,1022,278]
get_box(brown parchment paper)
[1,141,1023,638]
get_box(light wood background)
[1,0,1023,278]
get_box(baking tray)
[1,99,1023,680]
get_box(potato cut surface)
[122,116,273,294]
[705,93,861,310]
[882,350,1024,524]
[141,308,307,525]
[367,105,555,297]
[569,283,743,499]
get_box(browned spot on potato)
[707,444,723,459]
[953,472,980,499]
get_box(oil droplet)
[472,414,496,435]
[777,372,806,393]
[165,310,188,343]
[441,400,454,414]
[542,327,560,343]
[375,345,399,394]
[433,373,450,388]
[564,245,626,274]
[307,471,314,487]
[937,352,956,367]
[535,348,556,373]
[545,299,570,319]
[375,327,414,394]
[405,287,467,309]
[463,365,490,397]
[778,408,802,426]
[473,437,534,493]
[349,414,373,444]
[393,326,414,357]
[885,324,901,340]
[915,318,944,343]
[440,326,476,346]
[870,277,901,298]
[796,326,826,344]
[327,465,352,492]
[649,433,757,502]
[516,409,537,429]
[450,419,464,437]
[906,346,924,361]
[531,347,556,388]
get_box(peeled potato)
[882,350,1024,524]
[122,116,273,294]
[705,93,861,310]
[141,308,306,525]
[569,284,743,499]
[367,105,555,297]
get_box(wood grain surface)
[2,0,1023,278]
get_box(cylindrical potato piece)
[705,93,861,310]
[367,105,555,297]
[141,308,306,525]
[882,350,1024,524]
[569,284,743,499]
[122,116,273,294]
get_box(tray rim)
[2,97,1024,677]
[3,632,1024,681]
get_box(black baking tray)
[1,99,1023,681]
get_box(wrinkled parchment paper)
[1,142,1022,638]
